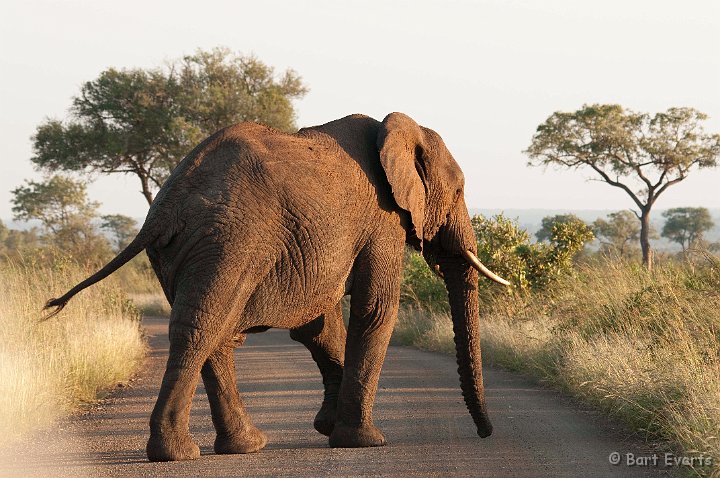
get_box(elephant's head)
[377,112,508,438]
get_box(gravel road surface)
[0,317,674,477]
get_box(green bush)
[472,214,594,291]
[399,215,594,311]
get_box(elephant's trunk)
[434,198,492,437]
[440,256,493,437]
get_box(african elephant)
[44,112,509,462]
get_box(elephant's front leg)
[201,338,267,455]
[290,302,346,436]
[329,240,402,448]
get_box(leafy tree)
[536,214,586,242]
[101,214,139,251]
[11,176,110,257]
[30,48,308,205]
[661,207,715,252]
[592,210,655,258]
[472,214,593,290]
[472,214,530,288]
[176,48,308,135]
[32,69,181,205]
[12,176,98,235]
[526,104,720,269]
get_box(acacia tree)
[30,48,308,205]
[32,69,181,205]
[526,104,720,269]
[11,176,109,256]
[661,207,715,252]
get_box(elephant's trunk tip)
[477,421,493,438]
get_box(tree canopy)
[535,214,586,242]
[101,214,139,251]
[661,207,715,252]
[11,176,109,258]
[30,48,308,205]
[526,104,720,269]
[12,176,99,235]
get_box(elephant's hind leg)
[146,306,211,462]
[290,302,346,436]
[201,339,267,454]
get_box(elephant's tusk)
[461,250,511,286]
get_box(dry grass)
[392,306,455,355]
[0,258,146,445]
[394,257,720,476]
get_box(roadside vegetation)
[0,257,146,444]
[394,213,719,477]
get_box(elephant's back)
[150,117,396,251]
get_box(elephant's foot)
[146,432,200,462]
[214,425,267,455]
[328,421,386,448]
[313,400,337,436]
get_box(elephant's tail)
[41,226,159,321]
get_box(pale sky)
[1,0,718,221]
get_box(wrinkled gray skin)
[45,113,494,462]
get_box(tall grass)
[0,258,146,444]
[394,256,720,476]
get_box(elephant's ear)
[377,112,426,250]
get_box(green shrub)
[472,214,594,291]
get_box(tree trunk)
[139,174,155,205]
[640,208,653,270]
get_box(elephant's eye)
[455,188,462,199]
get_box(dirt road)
[1,317,673,477]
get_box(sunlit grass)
[392,306,455,355]
[0,259,146,444]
